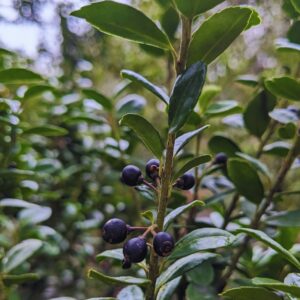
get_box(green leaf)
[288,21,300,43]
[96,249,123,262]
[161,6,179,40]
[3,273,39,286]
[187,261,214,286]
[174,125,210,155]
[168,61,207,133]
[265,210,300,227]
[188,7,259,65]
[276,40,300,55]
[208,135,241,157]
[285,273,300,286]
[237,228,300,269]
[82,89,112,110]
[119,113,164,158]
[121,69,169,104]
[291,0,300,12]
[174,0,226,19]
[269,108,299,124]
[141,210,155,224]
[278,123,297,139]
[163,200,204,230]
[71,1,171,50]
[65,115,106,125]
[252,277,300,297]
[263,141,291,157]
[244,90,277,137]
[23,125,68,137]
[23,85,54,100]
[157,277,181,300]
[19,206,52,224]
[205,100,241,118]
[156,253,216,289]
[0,198,35,208]
[2,239,43,272]
[236,74,259,87]
[222,286,282,300]
[168,228,234,260]
[116,95,146,117]
[198,84,221,113]
[173,155,211,180]
[88,269,150,287]
[117,285,144,300]
[0,68,43,84]
[265,77,300,101]
[228,158,264,204]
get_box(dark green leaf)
[198,84,221,112]
[236,75,259,87]
[120,113,164,158]
[174,125,210,155]
[168,228,234,260]
[237,228,300,269]
[188,7,260,65]
[157,277,181,300]
[228,158,264,204]
[82,89,112,110]
[174,0,226,19]
[121,70,169,104]
[88,269,150,287]
[263,141,291,157]
[65,115,106,125]
[161,6,179,40]
[173,155,211,180]
[116,94,146,117]
[278,123,297,139]
[222,286,282,300]
[208,135,241,157]
[96,249,123,262]
[187,261,214,285]
[291,0,300,12]
[163,200,204,230]
[265,77,300,101]
[265,210,300,227]
[244,90,277,137]
[71,1,171,50]
[23,85,54,100]
[168,61,206,133]
[23,125,68,137]
[288,21,300,43]
[205,100,241,118]
[0,68,43,84]
[3,273,39,286]
[269,108,299,124]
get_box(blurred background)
[0,0,299,299]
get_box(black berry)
[153,232,174,257]
[214,152,228,165]
[175,173,195,190]
[122,258,132,269]
[146,159,160,180]
[123,237,148,263]
[102,218,128,244]
[121,165,143,186]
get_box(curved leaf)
[157,277,181,300]
[82,89,112,110]
[23,125,68,137]
[208,135,241,157]
[117,285,144,300]
[222,286,281,300]
[3,273,39,286]
[120,113,164,158]
[205,100,241,118]
[0,68,43,84]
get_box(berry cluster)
[102,218,174,268]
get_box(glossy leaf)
[188,7,259,65]
[173,155,211,180]
[168,61,207,133]
[263,141,291,157]
[252,277,300,297]
[82,89,112,110]
[168,228,234,260]
[269,108,299,124]
[222,286,281,300]
[161,6,179,40]
[205,100,241,118]
[71,1,171,50]
[276,40,300,55]
[23,125,68,137]
[174,125,210,155]
[19,206,52,224]
[174,0,226,18]
[156,253,216,289]
[228,158,264,204]
[237,228,300,269]
[2,239,43,272]
[88,269,150,287]
[163,200,204,230]
[265,77,300,101]
[0,198,35,208]
[121,69,169,104]
[208,135,241,157]
[117,285,144,300]
[116,94,146,117]
[157,277,181,300]
[96,249,123,262]
[198,84,221,112]
[244,90,277,137]
[120,113,164,158]
[0,68,43,84]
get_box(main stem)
[218,129,300,292]
[145,14,192,300]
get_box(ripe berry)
[146,159,160,180]
[121,165,143,186]
[153,232,174,257]
[214,152,228,165]
[175,173,195,190]
[102,218,128,244]
[122,258,132,269]
[123,237,148,263]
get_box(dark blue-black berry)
[214,152,228,165]
[146,159,160,180]
[102,218,128,244]
[123,237,148,263]
[153,232,174,257]
[122,258,132,269]
[175,173,195,190]
[121,165,143,186]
